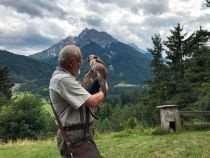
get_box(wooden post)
[175,111,182,131]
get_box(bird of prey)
[82,54,108,119]
[82,54,108,97]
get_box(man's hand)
[85,82,108,108]
[105,82,108,92]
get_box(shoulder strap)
[84,106,90,139]
[49,96,73,150]
[79,106,84,122]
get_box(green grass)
[0,139,59,158]
[1,130,210,158]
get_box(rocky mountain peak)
[75,28,118,47]
[44,35,75,57]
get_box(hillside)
[1,130,210,158]
[0,50,54,82]
[0,50,54,94]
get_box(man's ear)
[67,60,73,68]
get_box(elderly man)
[49,45,108,158]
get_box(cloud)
[0,0,209,55]
[143,14,181,27]
[0,25,59,55]
[80,15,103,27]
[139,0,169,15]
[96,0,169,15]
[0,0,66,18]
[193,13,210,25]
[0,7,68,54]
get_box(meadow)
[1,129,210,158]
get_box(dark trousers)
[57,128,94,158]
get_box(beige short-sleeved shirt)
[49,66,92,127]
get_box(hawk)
[82,54,108,119]
[82,54,108,97]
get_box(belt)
[63,123,92,131]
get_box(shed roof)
[156,105,178,109]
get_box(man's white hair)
[58,45,79,65]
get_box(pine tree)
[164,23,186,82]
[0,67,14,99]
[184,27,210,110]
[185,28,209,82]
[163,23,193,108]
[147,34,168,105]
[143,34,170,126]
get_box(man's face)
[71,51,83,76]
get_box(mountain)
[0,50,54,95]
[30,28,153,86]
[75,28,118,48]
[31,28,118,60]
[128,43,153,60]
[30,36,75,61]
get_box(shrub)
[0,93,56,142]
[152,126,169,135]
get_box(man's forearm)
[85,91,104,108]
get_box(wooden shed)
[157,105,181,132]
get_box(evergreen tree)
[184,27,210,85]
[139,34,169,127]
[164,23,186,83]
[147,34,168,105]
[146,24,210,111]
[0,67,13,100]
[163,23,192,107]
[184,27,210,110]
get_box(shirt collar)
[55,66,75,78]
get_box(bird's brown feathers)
[82,55,107,97]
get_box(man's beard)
[76,69,80,76]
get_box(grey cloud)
[0,24,63,50]
[179,0,191,1]
[25,34,54,48]
[194,13,210,25]
[80,15,103,27]
[143,15,180,28]
[96,0,112,4]
[0,34,56,55]
[0,0,208,56]
[97,0,136,8]
[139,0,169,15]
[0,32,56,49]
[96,0,169,15]
[125,25,154,47]
[86,1,116,16]
[0,0,66,18]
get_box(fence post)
[175,111,182,131]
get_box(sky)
[0,0,209,56]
